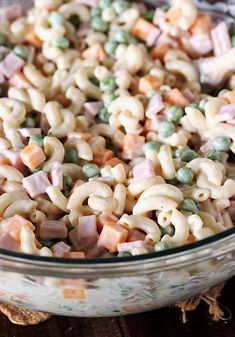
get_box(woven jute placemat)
[0,283,228,325]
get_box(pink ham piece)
[153,8,166,28]
[0,46,11,57]
[86,245,106,258]
[0,4,22,21]
[2,149,25,172]
[133,159,155,181]
[75,0,97,6]
[189,34,213,56]
[40,220,68,240]
[83,102,103,126]
[69,215,99,251]
[127,229,145,242]
[211,22,232,56]
[200,140,213,153]
[77,23,92,38]
[0,52,25,78]
[0,73,5,85]
[157,33,178,48]
[228,201,235,222]
[215,104,235,124]
[146,27,161,47]
[51,241,71,257]
[51,168,63,190]
[146,93,164,119]
[22,171,51,198]
[17,128,41,137]
[0,233,20,251]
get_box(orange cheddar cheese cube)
[2,215,35,242]
[139,74,163,94]
[97,223,128,253]
[20,144,46,169]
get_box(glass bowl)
[0,0,235,317]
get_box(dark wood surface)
[0,277,234,337]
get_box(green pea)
[21,117,36,128]
[103,93,117,107]
[188,102,200,109]
[203,150,221,161]
[180,149,198,162]
[218,89,230,97]
[0,33,6,46]
[199,98,208,111]
[112,0,128,14]
[158,121,175,138]
[154,241,171,252]
[166,177,178,186]
[146,89,162,99]
[176,167,194,184]
[48,11,65,26]
[229,24,235,36]
[98,0,112,9]
[143,10,155,22]
[101,252,115,258]
[104,41,118,56]
[99,107,110,123]
[160,225,175,237]
[29,135,44,148]
[174,146,189,158]
[90,77,99,86]
[117,252,132,257]
[180,199,199,214]
[63,175,73,193]
[64,148,80,164]
[211,136,232,152]
[91,7,102,18]
[100,77,117,92]
[82,163,100,178]
[143,141,160,154]
[231,35,235,47]
[52,37,69,50]
[13,44,29,60]
[115,29,130,44]
[91,16,109,32]
[167,105,184,123]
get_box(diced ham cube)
[1,215,35,242]
[215,104,235,123]
[69,215,99,251]
[83,102,103,126]
[17,128,41,137]
[200,140,212,153]
[0,233,20,251]
[127,229,145,242]
[77,23,92,38]
[0,46,11,57]
[133,159,155,180]
[122,135,145,160]
[189,34,213,56]
[0,73,5,85]
[0,4,22,21]
[2,149,25,172]
[0,52,25,79]
[51,168,63,190]
[228,201,235,222]
[22,171,51,198]
[153,8,166,27]
[51,241,71,257]
[211,22,232,56]
[86,245,106,258]
[146,93,164,119]
[97,223,128,253]
[40,220,68,240]
[147,27,161,47]
[157,33,178,48]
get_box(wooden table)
[0,277,234,337]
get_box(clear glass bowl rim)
[0,0,234,275]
